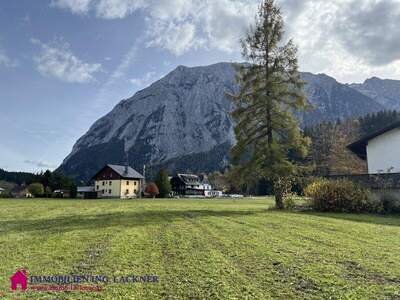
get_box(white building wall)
[366,128,400,174]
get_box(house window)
[96,185,99,190]
[134,181,137,186]
[102,190,105,194]
[134,189,137,193]
[102,181,105,186]
[109,189,112,194]
[126,181,129,185]
[126,189,129,195]
[109,181,112,186]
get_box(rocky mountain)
[300,72,384,124]
[57,62,385,182]
[349,77,400,110]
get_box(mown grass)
[0,198,399,299]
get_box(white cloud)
[130,71,159,88]
[31,38,102,83]
[50,0,256,56]
[51,0,400,82]
[201,0,256,52]
[281,0,400,82]
[51,0,93,15]
[24,160,57,169]
[94,0,147,19]
[0,48,18,68]
[146,21,202,56]
[52,0,147,18]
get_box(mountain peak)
[364,76,382,84]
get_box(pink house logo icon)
[10,269,28,291]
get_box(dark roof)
[177,174,211,185]
[347,120,400,160]
[107,164,144,179]
[77,186,95,192]
[178,174,201,184]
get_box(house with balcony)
[170,173,215,197]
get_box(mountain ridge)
[349,77,400,110]
[58,62,389,182]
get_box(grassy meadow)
[0,198,399,299]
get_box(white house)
[348,121,400,174]
[170,174,222,197]
[0,187,4,195]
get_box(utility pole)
[141,164,146,199]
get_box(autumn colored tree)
[304,119,367,176]
[145,182,159,198]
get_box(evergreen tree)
[229,0,309,208]
[359,110,400,136]
[155,169,171,198]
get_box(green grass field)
[0,198,399,299]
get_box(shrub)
[27,183,44,197]
[0,193,12,199]
[292,176,317,196]
[145,182,159,198]
[273,177,293,209]
[283,193,297,211]
[381,193,400,214]
[364,193,384,214]
[304,179,374,213]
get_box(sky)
[1,0,400,173]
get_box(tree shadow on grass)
[300,211,400,227]
[0,209,266,235]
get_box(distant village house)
[171,174,222,197]
[92,164,144,199]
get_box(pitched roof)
[107,164,144,179]
[177,174,201,184]
[199,174,210,185]
[347,120,400,160]
[177,174,210,185]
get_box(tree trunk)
[266,103,273,145]
[275,192,284,209]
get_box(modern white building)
[348,121,400,174]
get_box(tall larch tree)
[229,0,310,208]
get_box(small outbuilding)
[77,186,99,199]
